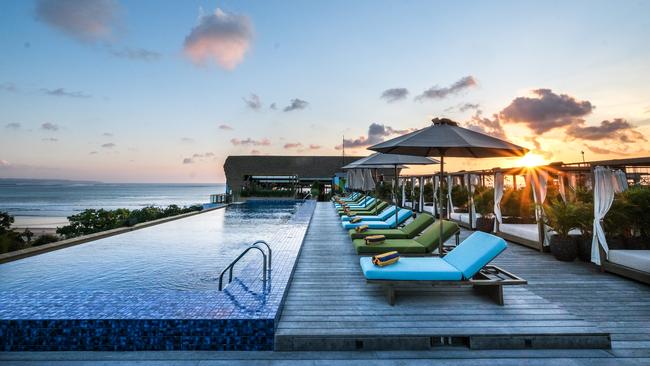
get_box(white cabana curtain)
[363,169,375,192]
[591,167,625,265]
[345,171,351,190]
[418,176,425,212]
[401,178,406,207]
[433,175,440,215]
[614,170,628,192]
[494,172,504,231]
[558,174,567,203]
[531,170,550,246]
[447,175,454,215]
[468,174,479,226]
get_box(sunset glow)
[517,153,548,168]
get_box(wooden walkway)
[275,202,648,353]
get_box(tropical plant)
[544,199,580,238]
[474,187,494,216]
[32,234,59,246]
[0,211,13,234]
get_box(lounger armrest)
[469,265,527,285]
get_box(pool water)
[0,200,299,292]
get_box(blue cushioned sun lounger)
[342,209,412,230]
[341,206,397,221]
[339,192,360,202]
[335,196,374,209]
[359,231,526,305]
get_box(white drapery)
[494,172,504,231]
[362,169,375,192]
[433,175,440,216]
[345,170,351,190]
[447,175,454,215]
[468,174,479,228]
[591,167,626,264]
[558,174,567,203]
[614,170,628,192]
[419,176,425,212]
[401,178,406,207]
[531,170,550,246]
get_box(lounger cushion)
[349,228,405,239]
[442,231,507,279]
[360,257,462,281]
[342,209,412,229]
[414,220,460,252]
[353,238,428,254]
[348,214,435,239]
[341,206,396,221]
[608,250,650,272]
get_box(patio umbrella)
[369,118,528,255]
[344,153,438,223]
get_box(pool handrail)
[219,241,271,291]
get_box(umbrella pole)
[394,164,399,226]
[439,154,445,256]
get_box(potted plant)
[621,186,650,249]
[474,187,495,233]
[544,199,580,261]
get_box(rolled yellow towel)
[372,251,400,267]
[355,225,368,233]
[350,217,362,223]
[365,234,386,245]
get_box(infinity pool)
[0,200,316,351]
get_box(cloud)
[205,152,215,157]
[566,118,646,143]
[523,136,553,160]
[41,122,59,131]
[183,8,253,69]
[0,83,18,93]
[415,76,477,101]
[584,144,617,155]
[499,89,593,134]
[89,151,98,155]
[309,144,321,150]
[463,111,507,140]
[5,123,21,130]
[230,137,270,146]
[180,137,195,143]
[459,103,480,112]
[192,153,203,158]
[284,142,303,149]
[183,158,194,164]
[250,149,261,155]
[283,98,308,112]
[218,124,233,130]
[243,94,262,110]
[0,159,10,167]
[102,132,113,137]
[42,137,58,142]
[101,142,115,148]
[335,123,415,149]
[41,88,91,98]
[107,46,161,61]
[380,88,409,103]
[35,0,119,42]
[270,103,277,110]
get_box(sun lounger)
[335,196,374,209]
[339,201,388,216]
[359,231,526,305]
[337,199,379,214]
[349,213,435,239]
[352,219,460,254]
[341,206,396,221]
[342,209,412,230]
[338,192,360,202]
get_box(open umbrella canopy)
[369,118,528,158]
[369,118,529,256]
[344,152,438,167]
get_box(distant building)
[223,155,395,200]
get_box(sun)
[517,153,547,168]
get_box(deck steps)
[275,202,611,351]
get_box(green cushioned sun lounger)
[341,206,396,222]
[337,199,379,214]
[335,196,374,209]
[352,219,460,255]
[339,201,388,216]
[359,231,527,305]
[349,213,435,239]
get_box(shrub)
[32,234,59,246]
[0,211,13,234]
[474,187,494,216]
[544,199,581,238]
[501,188,535,218]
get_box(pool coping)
[0,204,227,264]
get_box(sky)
[0,0,649,183]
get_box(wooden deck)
[275,202,647,352]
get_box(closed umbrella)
[369,118,528,255]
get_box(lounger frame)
[366,265,527,306]
[598,246,650,285]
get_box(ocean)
[0,180,225,228]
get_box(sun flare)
[517,153,547,167]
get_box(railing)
[218,240,271,291]
[302,192,312,202]
[210,193,231,204]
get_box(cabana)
[446,171,491,230]
[590,158,650,284]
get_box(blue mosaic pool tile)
[0,200,316,351]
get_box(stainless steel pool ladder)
[218,240,271,291]
[302,192,312,202]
